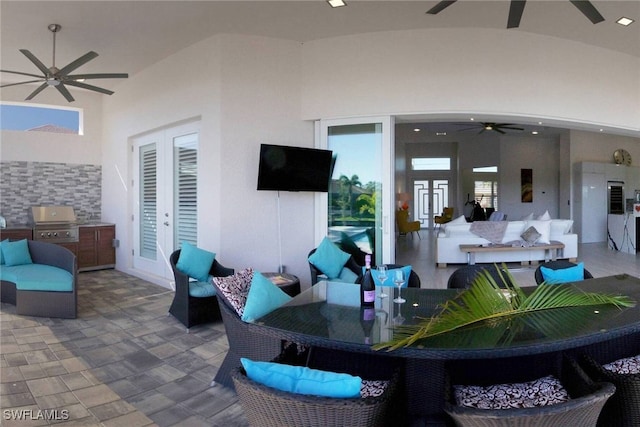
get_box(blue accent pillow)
[241,272,292,322]
[308,237,351,279]
[363,265,412,288]
[241,357,362,398]
[337,267,359,283]
[0,239,7,265]
[176,242,215,283]
[2,239,33,266]
[540,262,584,284]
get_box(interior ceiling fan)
[456,122,525,134]
[427,0,605,29]
[0,24,128,102]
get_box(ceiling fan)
[456,122,525,134]
[0,24,128,102]
[427,0,605,29]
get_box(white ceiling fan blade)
[57,51,98,76]
[19,49,50,75]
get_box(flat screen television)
[257,144,334,192]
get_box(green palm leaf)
[373,266,635,351]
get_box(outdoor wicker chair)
[168,249,234,332]
[444,355,615,427]
[447,264,513,289]
[534,260,593,285]
[579,332,640,427]
[231,346,401,427]
[212,286,283,389]
[308,248,363,285]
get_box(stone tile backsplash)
[0,161,101,226]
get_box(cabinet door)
[78,227,98,269]
[97,226,116,266]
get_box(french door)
[414,179,449,229]
[132,121,199,281]
[316,117,394,265]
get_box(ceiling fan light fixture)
[46,79,60,86]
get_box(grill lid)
[31,206,77,225]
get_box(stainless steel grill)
[31,206,79,243]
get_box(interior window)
[0,102,82,135]
[411,157,451,171]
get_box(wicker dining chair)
[447,264,513,289]
[212,287,283,389]
[534,260,593,285]
[444,355,616,427]
[168,249,234,332]
[231,346,401,427]
[579,333,640,427]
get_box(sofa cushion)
[524,220,551,244]
[537,210,551,220]
[603,354,640,374]
[308,237,351,279]
[176,242,216,282]
[453,375,569,409]
[241,357,362,398]
[0,264,73,292]
[2,239,33,266]
[521,226,541,244]
[550,219,573,235]
[241,272,292,322]
[0,239,7,265]
[188,279,216,297]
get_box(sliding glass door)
[317,117,394,265]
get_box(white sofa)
[436,219,578,267]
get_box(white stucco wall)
[300,28,639,134]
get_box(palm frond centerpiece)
[373,266,635,351]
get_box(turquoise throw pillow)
[0,239,7,265]
[2,239,33,266]
[176,242,216,283]
[363,265,412,288]
[540,263,584,284]
[241,272,292,322]
[308,237,351,279]
[241,357,362,398]
[337,267,359,283]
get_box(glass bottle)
[360,254,375,307]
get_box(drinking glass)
[377,265,388,298]
[393,269,406,303]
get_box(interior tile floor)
[2,233,639,426]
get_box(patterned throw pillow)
[361,380,389,398]
[520,226,541,245]
[453,375,569,409]
[603,354,640,374]
[213,268,254,317]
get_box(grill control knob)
[40,232,46,238]
[53,232,58,237]
[65,231,70,237]
[47,232,52,237]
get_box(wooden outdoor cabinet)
[78,224,116,271]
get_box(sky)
[0,104,79,132]
[329,132,382,185]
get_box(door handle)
[164,221,170,226]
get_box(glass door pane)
[139,143,158,259]
[319,117,393,266]
[173,133,198,248]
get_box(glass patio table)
[251,274,640,424]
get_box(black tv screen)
[257,144,334,192]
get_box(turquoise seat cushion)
[0,264,73,292]
[188,277,216,297]
[308,237,351,279]
[241,357,362,398]
[0,239,8,265]
[241,272,292,322]
[176,242,216,282]
[540,262,584,284]
[337,267,359,283]
[2,239,33,266]
[363,265,411,288]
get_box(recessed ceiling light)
[327,0,347,8]
[617,17,634,26]
[436,132,447,136]
[531,131,539,135]
[413,128,421,132]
